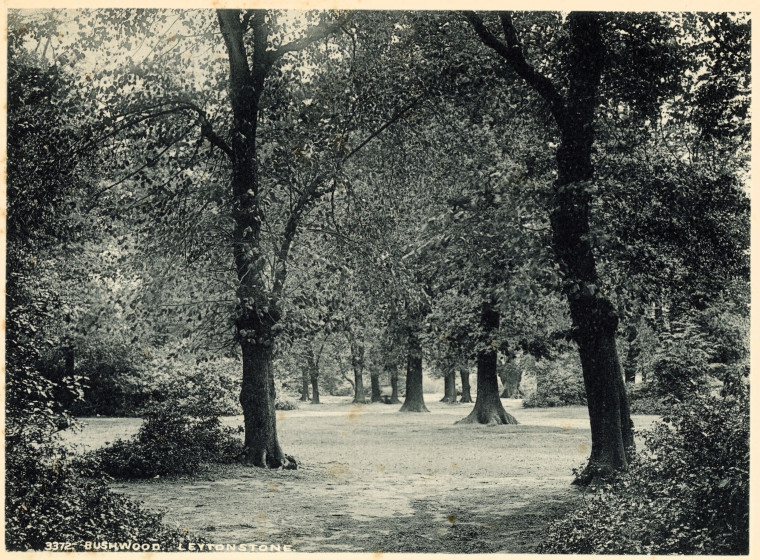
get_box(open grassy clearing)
[64,397,659,553]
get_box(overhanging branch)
[463,11,566,125]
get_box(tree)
[31,8,422,467]
[463,11,633,477]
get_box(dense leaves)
[83,400,244,478]
[540,387,749,554]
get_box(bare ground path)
[65,398,659,553]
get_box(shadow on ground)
[69,397,659,552]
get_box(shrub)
[273,379,300,410]
[71,354,242,417]
[522,353,586,407]
[538,386,749,554]
[84,400,244,478]
[145,357,241,416]
[6,438,199,551]
[69,342,148,417]
[626,382,669,415]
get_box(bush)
[72,354,242,417]
[523,353,586,407]
[538,386,749,554]
[68,342,148,417]
[6,436,199,551]
[148,357,241,416]
[84,400,244,478]
[626,382,669,415]
[275,394,299,410]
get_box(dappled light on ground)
[64,396,659,552]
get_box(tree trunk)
[239,338,295,468]
[456,301,518,425]
[218,10,288,469]
[499,355,522,398]
[623,325,639,384]
[389,367,401,404]
[310,372,320,404]
[550,14,633,483]
[370,372,382,402]
[300,368,310,401]
[308,345,321,404]
[353,371,367,404]
[465,9,634,483]
[399,332,429,412]
[350,337,367,404]
[440,370,457,402]
[459,368,473,403]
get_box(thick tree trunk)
[218,11,296,469]
[370,372,382,402]
[457,301,518,425]
[239,338,295,469]
[353,371,367,404]
[551,13,633,483]
[217,10,338,469]
[499,356,522,398]
[349,336,367,404]
[389,368,401,404]
[399,333,429,412]
[459,368,473,403]
[310,373,320,404]
[440,370,457,402]
[465,11,633,481]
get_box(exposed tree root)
[240,449,298,470]
[571,460,620,487]
[399,400,430,413]
[455,406,518,425]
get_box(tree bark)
[440,370,457,402]
[499,354,522,398]
[459,368,473,403]
[310,372,320,404]
[389,367,401,404]
[300,368,310,401]
[308,344,321,404]
[399,332,429,412]
[240,337,294,468]
[370,372,382,402]
[217,11,293,469]
[456,300,518,425]
[349,336,367,404]
[550,14,633,482]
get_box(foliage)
[522,353,586,408]
[83,400,244,478]
[71,354,241,417]
[144,356,241,416]
[649,319,715,403]
[273,380,300,411]
[539,386,748,554]
[6,436,198,551]
[626,383,668,415]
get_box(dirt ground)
[65,397,660,553]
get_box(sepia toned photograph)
[4,6,751,554]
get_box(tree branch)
[342,95,426,163]
[177,101,234,159]
[267,20,342,66]
[463,11,566,125]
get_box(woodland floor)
[65,397,659,553]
